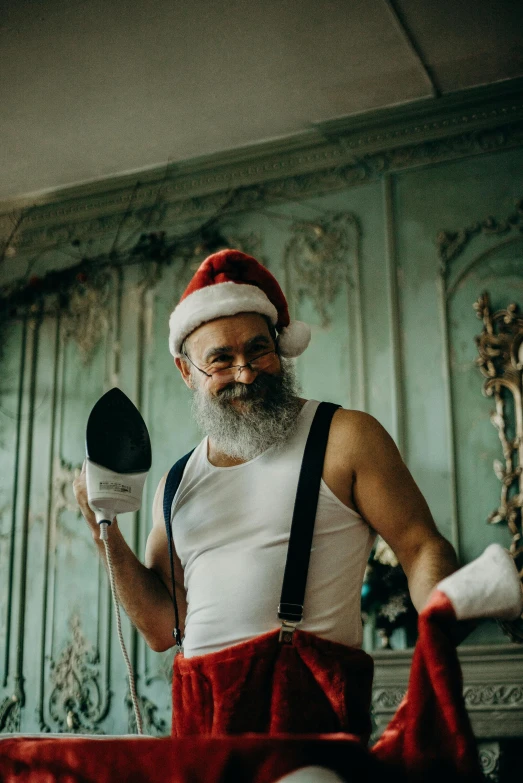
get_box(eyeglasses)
[183,349,278,384]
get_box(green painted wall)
[1,120,522,734]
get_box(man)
[74,248,460,734]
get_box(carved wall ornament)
[474,291,523,642]
[438,199,523,275]
[62,268,113,364]
[478,742,501,782]
[48,614,105,733]
[0,693,21,733]
[463,683,523,708]
[50,457,89,552]
[372,682,523,715]
[54,457,83,518]
[283,212,360,327]
[126,692,167,736]
[371,687,406,711]
[0,205,262,351]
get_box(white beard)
[190,360,302,461]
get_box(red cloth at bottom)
[0,734,383,783]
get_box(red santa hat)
[168,249,311,358]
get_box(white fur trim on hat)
[169,282,278,356]
[278,321,312,358]
[437,544,523,622]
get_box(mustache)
[215,373,282,403]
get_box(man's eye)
[211,355,232,366]
[248,346,266,358]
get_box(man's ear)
[175,357,193,389]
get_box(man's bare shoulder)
[324,408,401,479]
[330,408,393,451]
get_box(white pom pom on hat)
[277,319,312,358]
[168,249,311,358]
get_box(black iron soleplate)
[86,388,152,473]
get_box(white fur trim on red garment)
[169,282,278,357]
[437,544,523,622]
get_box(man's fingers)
[70,459,100,535]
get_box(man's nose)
[235,364,258,384]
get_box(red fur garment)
[172,628,374,739]
[372,589,483,782]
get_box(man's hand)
[71,464,182,652]
[72,460,103,538]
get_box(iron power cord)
[99,520,144,735]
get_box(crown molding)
[1,78,523,260]
[314,76,523,149]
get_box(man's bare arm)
[73,464,184,652]
[343,411,459,612]
[146,473,188,639]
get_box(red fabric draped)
[372,589,483,782]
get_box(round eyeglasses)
[183,349,278,384]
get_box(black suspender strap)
[278,401,340,641]
[163,448,194,647]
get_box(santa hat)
[168,249,311,358]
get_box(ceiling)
[1,0,522,204]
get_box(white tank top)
[171,400,376,658]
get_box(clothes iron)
[85,387,152,524]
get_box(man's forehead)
[186,313,272,354]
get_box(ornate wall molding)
[371,644,523,741]
[126,693,167,736]
[372,687,405,711]
[1,317,27,706]
[463,684,523,708]
[1,79,523,263]
[437,205,523,644]
[372,683,523,713]
[282,210,366,409]
[438,200,523,276]
[474,293,523,537]
[283,212,358,327]
[62,269,113,364]
[48,615,106,733]
[473,292,523,643]
[478,742,501,783]
[437,200,523,561]
[0,694,21,733]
